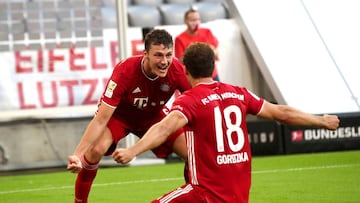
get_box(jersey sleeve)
[171,94,193,123]
[244,88,265,115]
[101,61,129,108]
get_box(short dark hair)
[184,6,198,20]
[144,29,173,52]
[183,42,215,79]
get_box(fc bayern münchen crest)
[160,84,170,92]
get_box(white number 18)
[214,105,245,153]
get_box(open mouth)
[158,65,168,73]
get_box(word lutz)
[17,78,108,109]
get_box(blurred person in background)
[175,6,220,81]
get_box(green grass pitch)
[0,150,359,203]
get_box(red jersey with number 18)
[171,81,265,203]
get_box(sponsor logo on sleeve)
[105,80,117,98]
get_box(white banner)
[0,28,144,119]
[0,20,242,120]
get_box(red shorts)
[152,184,215,203]
[104,116,183,158]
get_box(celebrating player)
[112,42,340,203]
[67,29,191,203]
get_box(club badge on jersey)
[160,83,170,92]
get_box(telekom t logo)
[133,97,148,109]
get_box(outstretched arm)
[112,111,187,164]
[258,101,339,130]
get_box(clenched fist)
[112,148,135,164]
[67,155,82,173]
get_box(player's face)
[144,44,173,78]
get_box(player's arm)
[112,111,187,164]
[258,101,339,130]
[67,102,115,173]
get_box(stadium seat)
[196,0,225,2]
[127,5,161,27]
[192,2,228,22]
[132,0,163,6]
[101,7,116,28]
[102,0,115,6]
[158,4,190,25]
[164,0,195,4]
[103,0,132,7]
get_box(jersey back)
[171,82,264,203]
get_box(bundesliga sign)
[284,113,360,154]
[291,127,360,142]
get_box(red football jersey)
[100,55,191,131]
[175,28,218,59]
[171,82,264,203]
[175,28,220,79]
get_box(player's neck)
[191,77,214,87]
[142,58,158,80]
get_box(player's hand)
[67,155,82,173]
[112,148,135,164]
[323,114,340,130]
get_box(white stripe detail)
[81,156,99,170]
[100,100,117,109]
[159,184,193,203]
[172,110,189,123]
[186,131,198,185]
